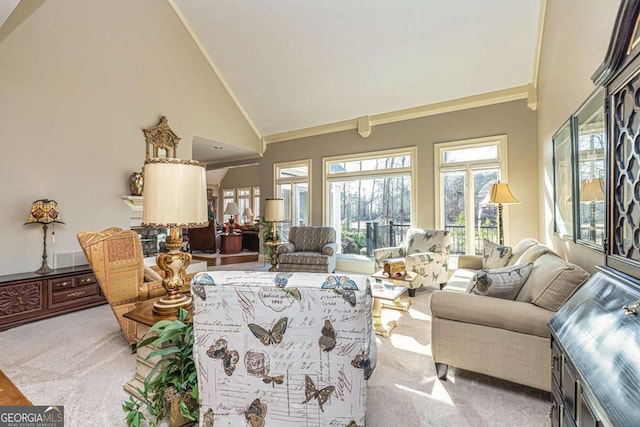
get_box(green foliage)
[122,308,199,427]
[342,229,366,250]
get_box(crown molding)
[166,0,262,141]
[264,85,529,144]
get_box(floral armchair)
[373,228,451,296]
[190,271,376,426]
[277,226,338,273]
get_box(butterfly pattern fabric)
[245,398,267,427]
[318,319,336,352]
[206,338,239,376]
[322,275,359,307]
[262,374,285,387]
[191,271,374,426]
[275,273,302,300]
[191,283,207,301]
[248,317,288,346]
[302,374,335,412]
[351,351,373,380]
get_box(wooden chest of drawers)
[0,266,106,331]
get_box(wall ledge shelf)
[122,195,143,211]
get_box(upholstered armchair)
[277,226,338,273]
[77,227,193,345]
[187,220,217,253]
[373,228,451,296]
[190,271,376,426]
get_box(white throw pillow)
[467,263,533,300]
[482,239,513,268]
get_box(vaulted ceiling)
[171,0,543,139]
[1,1,544,164]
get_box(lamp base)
[35,262,53,275]
[153,229,192,315]
[153,293,192,315]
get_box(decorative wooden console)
[0,266,106,331]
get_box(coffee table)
[370,280,409,337]
[372,269,418,297]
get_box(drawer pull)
[67,291,86,298]
[80,277,94,284]
[623,299,640,315]
[552,354,560,369]
[59,281,72,288]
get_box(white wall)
[537,0,620,272]
[0,0,259,275]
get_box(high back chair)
[77,227,168,345]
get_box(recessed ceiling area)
[192,136,261,165]
[172,0,542,137]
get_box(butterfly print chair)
[191,271,377,426]
[373,228,451,296]
[276,226,338,273]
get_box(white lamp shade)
[243,207,254,217]
[264,198,285,222]
[224,202,240,216]
[142,158,208,228]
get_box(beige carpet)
[0,268,549,426]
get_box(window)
[237,187,251,223]
[324,148,416,255]
[275,160,311,238]
[435,136,508,254]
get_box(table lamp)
[488,182,519,245]
[143,158,208,315]
[264,198,285,271]
[25,199,65,274]
[243,207,254,224]
[224,202,240,230]
[580,178,605,242]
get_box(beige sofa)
[430,238,589,391]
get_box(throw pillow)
[482,239,513,268]
[467,263,533,300]
[143,265,163,282]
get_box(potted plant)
[122,308,199,427]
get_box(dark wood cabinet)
[0,266,106,331]
[549,267,640,427]
[220,234,242,254]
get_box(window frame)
[434,135,509,254]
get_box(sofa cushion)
[431,290,555,338]
[482,239,513,268]
[444,268,477,293]
[506,238,540,266]
[513,244,555,266]
[468,263,533,300]
[516,253,589,311]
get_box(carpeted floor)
[1,266,549,426]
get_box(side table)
[123,297,184,398]
[220,234,242,254]
[370,282,408,337]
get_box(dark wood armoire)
[549,1,640,426]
